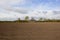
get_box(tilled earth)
[0,22,60,40]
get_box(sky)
[0,0,60,21]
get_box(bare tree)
[17,18,21,22]
[31,17,35,21]
[39,18,43,21]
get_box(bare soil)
[0,22,60,40]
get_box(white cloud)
[0,0,26,10]
[0,0,60,21]
[0,0,23,5]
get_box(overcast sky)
[0,0,60,21]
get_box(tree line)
[15,16,60,22]
[0,16,60,22]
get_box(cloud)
[0,0,27,11]
[0,0,29,20]
[0,0,60,21]
[0,0,23,6]
[0,0,31,14]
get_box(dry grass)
[0,22,60,40]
